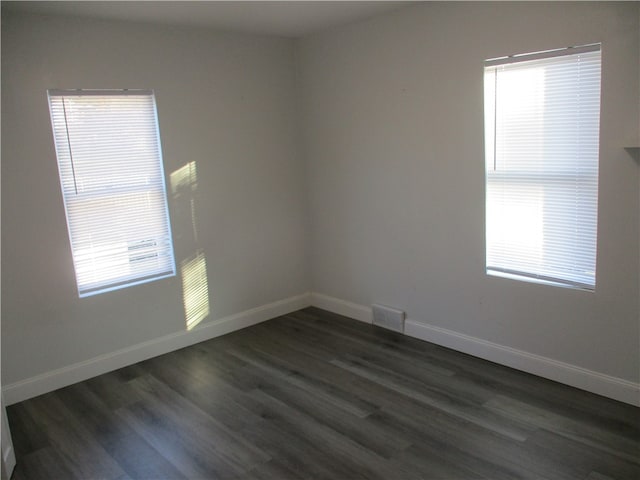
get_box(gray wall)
[1,12,309,385]
[2,2,638,394]
[297,1,639,382]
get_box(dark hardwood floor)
[7,307,640,479]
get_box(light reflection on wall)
[170,161,199,243]
[170,161,209,331]
[181,250,209,330]
[170,161,198,196]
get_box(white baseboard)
[2,292,312,405]
[310,292,372,323]
[6,291,638,407]
[1,444,16,480]
[2,445,14,468]
[310,292,640,407]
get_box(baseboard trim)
[2,444,16,480]
[310,292,372,323]
[2,292,312,405]
[2,445,13,465]
[310,292,640,406]
[6,291,637,407]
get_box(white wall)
[1,12,309,391]
[298,1,639,385]
[2,2,638,406]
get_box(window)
[48,90,175,297]
[484,44,601,290]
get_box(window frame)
[483,44,602,291]
[48,89,176,297]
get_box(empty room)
[1,1,639,479]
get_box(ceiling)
[1,1,416,38]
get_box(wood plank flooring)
[7,307,640,479]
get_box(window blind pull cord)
[61,96,79,195]
[493,69,498,171]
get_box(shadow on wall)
[170,161,210,330]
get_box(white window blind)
[48,90,176,297]
[484,45,601,290]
